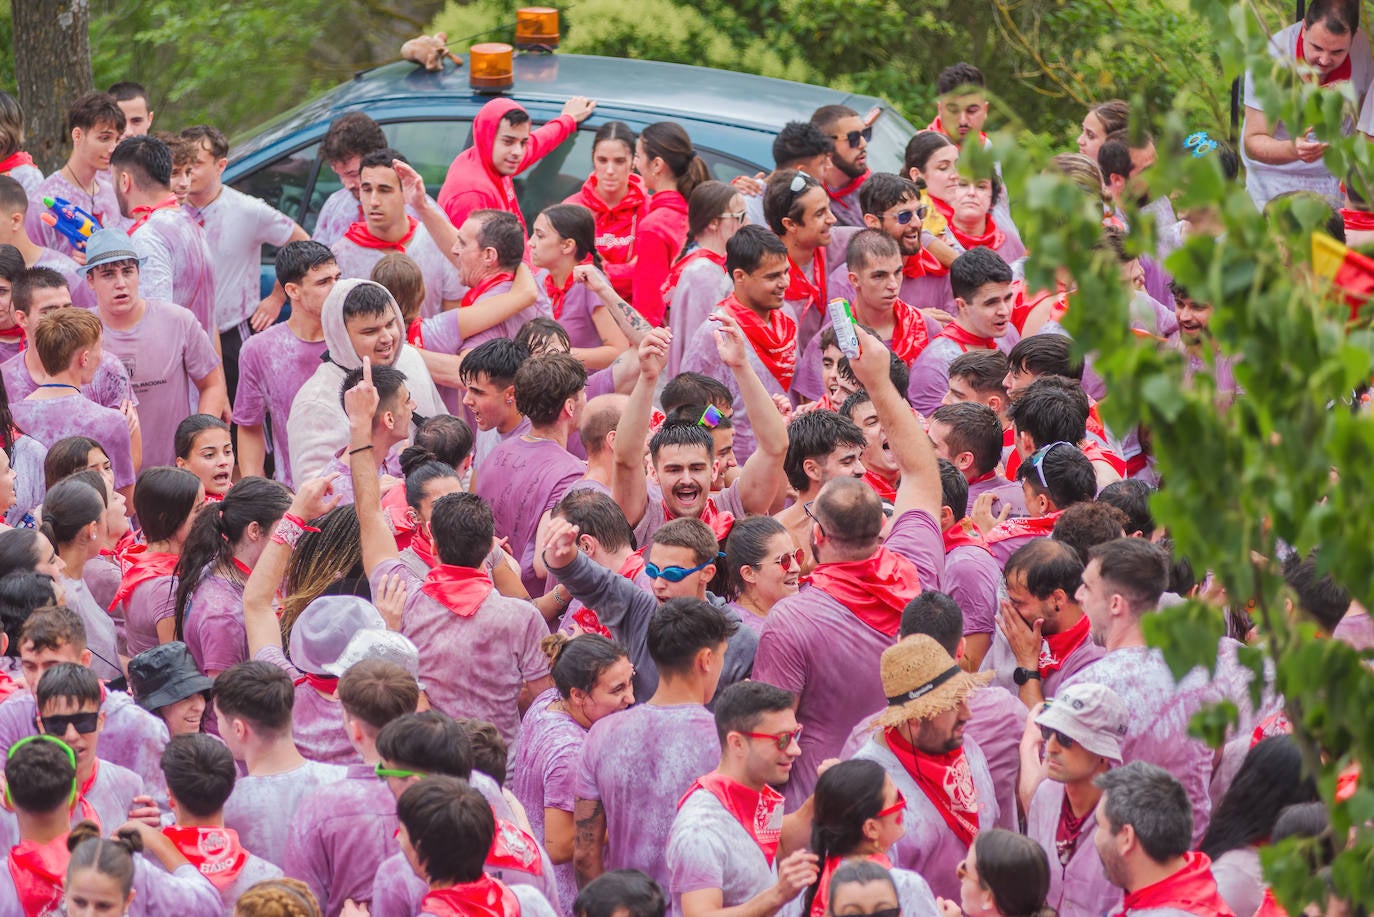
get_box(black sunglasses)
[1040,725,1077,749]
[39,711,100,737]
[832,126,873,149]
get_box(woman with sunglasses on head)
[664,181,747,377]
[936,829,1055,917]
[41,476,124,681]
[529,203,629,371]
[800,759,940,917]
[631,122,711,327]
[565,121,647,302]
[512,633,635,915]
[724,516,801,633]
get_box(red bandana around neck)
[1039,614,1091,678]
[162,826,249,890]
[661,247,726,302]
[810,854,893,917]
[8,834,70,917]
[1114,853,1233,917]
[942,518,990,555]
[785,248,827,314]
[421,564,495,617]
[410,523,438,570]
[1296,25,1354,86]
[890,299,933,365]
[109,548,179,612]
[0,151,34,174]
[808,547,922,637]
[76,760,101,828]
[1055,791,1094,866]
[661,496,735,542]
[827,169,870,202]
[680,771,785,865]
[725,294,798,390]
[985,511,1061,545]
[126,194,180,235]
[421,877,522,917]
[885,727,980,846]
[543,269,576,320]
[462,271,516,309]
[1342,208,1374,232]
[293,672,339,697]
[489,817,545,876]
[950,214,1006,253]
[929,194,955,224]
[903,248,947,280]
[863,469,898,503]
[938,321,997,352]
[343,216,418,253]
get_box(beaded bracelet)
[271,512,321,549]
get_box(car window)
[383,120,473,191]
[867,107,918,175]
[231,141,319,226]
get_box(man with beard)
[1172,282,1240,408]
[811,105,871,227]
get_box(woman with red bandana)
[564,121,647,300]
[948,174,1026,266]
[666,181,746,376]
[630,122,710,327]
[529,203,628,370]
[907,132,1023,262]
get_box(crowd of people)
[0,1,1368,915]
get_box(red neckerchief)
[126,194,180,235]
[161,826,249,890]
[827,169,870,203]
[76,760,101,828]
[343,216,418,253]
[109,548,179,612]
[785,248,827,315]
[950,214,1006,253]
[1086,401,1108,442]
[0,325,24,347]
[488,817,545,876]
[1040,614,1091,678]
[810,854,892,917]
[808,547,922,637]
[421,564,494,617]
[662,248,726,302]
[665,493,737,542]
[408,317,424,347]
[0,669,19,704]
[1081,440,1126,477]
[293,672,339,697]
[985,511,1061,545]
[885,727,980,846]
[543,269,576,321]
[724,294,798,390]
[1342,208,1374,232]
[1004,447,1022,482]
[679,772,784,866]
[231,557,252,578]
[1055,791,1094,866]
[0,151,34,173]
[937,321,997,352]
[421,877,522,917]
[863,469,898,503]
[929,194,955,225]
[1296,25,1353,86]
[8,834,70,917]
[410,523,438,570]
[99,530,141,575]
[1251,711,1292,747]
[890,298,933,365]
[1255,889,1286,917]
[942,518,991,555]
[1113,853,1234,917]
[903,248,945,279]
[814,393,835,412]
[462,272,516,309]
[926,116,989,148]
[203,491,224,503]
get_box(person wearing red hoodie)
[630,122,710,327]
[1094,762,1234,917]
[437,95,596,230]
[564,121,647,300]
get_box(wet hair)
[647,597,737,674]
[174,413,230,461]
[453,717,508,784]
[1087,538,1171,614]
[904,130,956,178]
[5,732,76,812]
[0,245,23,285]
[725,224,788,277]
[413,414,475,469]
[174,477,291,640]
[837,389,870,421]
[858,173,920,218]
[339,363,408,416]
[947,349,1010,397]
[1200,736,1318,861]
[397,776,494,884]
[233,878,323,917]
[18,604,86,655]
[320,112,387,164]
[39,477,104,552]
[541,203,601,268]
[1096,762,1193,863]
[515,352,587,426]
[0,92,24,160]
[805,759,889,915]
[899,590,964,654]
[32,307,101,376]
[1003,538,1084,600]
[763,169,825,237]
[430,492,494,568]
[580,396,626,459]
[1281,550,1352,632]
[639,122,709,198]
[275,241,337,289]
[1016,443,1096,509]
[937,62,986,95]
[542,634,631,700]
[648,420,713,465]
[341,281,394,322]
[685,180,739,246]
[180,124,228,160]
[661,373,732,414]
[515,316,571,355]
[783,410,867,493]
[400,448,462,513]
[846,228,901,274]
[930,402,1003,476]
[459,337,529,389]
[938,457,969,518]
[724,515,789,600]
[552,489,635,554]
[370,253,425,325]
[161,733,236,817]
[1052,501,1128,565]
[67,820,140,898]
[1009,375,1090,446]
[772,121,834,170]
[377,710,473,779]
[36,662,100,715]
[132,468,203,545]
[279,505,367,641]
[575,870,666,917]
[338,658,420,732]
[973,829,1056,917]
[950,246,1013,302]
[0,572,58,658]
[713,680,795,746]
[592,121,636,157]
[1007,334,1083,381]
[67,91,125,135]
[110,134,172,189]
[1305,0,1357,34]
[14,267,70,315]
[1097,479,1155,538]
[43,437,105,490]
[212,660,295,734]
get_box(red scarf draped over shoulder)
[1112,853,1234,917]
[679,771,784,865]
[785,249,827,315]
[344,217,418,252]
[0,151,34,174]
[808,547,921,637]
[938,321,997,351]
[942,518,990,554]
[890,299,932,365]
[950,215,1006,253]
[8,834,69,917]
[1040,614,1091,678]
[422,877,522,917]
[662,248,726,303]
[885,727,981,846]
[422,565,494,616]
[127,194,179,235]
[162,826,249,890]
[724,294,797,391]
[462,272,516,309]
[109,547,179,612]
[985,511,1061,545]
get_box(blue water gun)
[40,196,101,251]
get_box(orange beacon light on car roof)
[469,43,515,92]
[515,8,560,50]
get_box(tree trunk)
[12,0,94,173]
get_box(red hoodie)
[630,189,689,327]
[565,173,648,299]
[438,98,577,230]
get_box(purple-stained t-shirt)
[132,859,224,917]
[942,543,1000,637]
[27,169,131,256]
[1334,609,1374,651]
[667,257,732,379]
[421,279,547,414]
[633,477,746,549]
[124,574,177,658]
[332,224,464,320]
[314,191,434,250]
[476,436,587,596]
[907,331,1019,416]
[319,445,403,506]
[371,558,550,752]
[3,348,132,410]
[33,246,97,311]
[753,508,945,808]
[968,473,1028,521]
[182,571,249,676]
[254,644,358,766]
[979,626,1105,701]
[725,601,769,635]
[511,688,586,915]
[852,735,999,902]
[58,574,122,682]
[5,163,42,198]
[667,787,775,915]
[129,206,217,337]
[0,757,144,852]
[102,299,221,468]
[232,322,328,488]
[680,317,790,464]
[285,762,400,916]
[371,851,429,917]
[792,305,943,403]
[211,852,284,915]
[576,703,721,906]
[187,185,298,331]
[223,759,347,869]
[1028,779,1121,917]
[11,393,134,489]
[538,269,608,353]
[83,555,122,622]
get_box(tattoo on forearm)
[612,296,651,334]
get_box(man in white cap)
[851,633,998,901]
[1021,682,1129,917]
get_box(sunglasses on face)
[742,724,803,751]
[646,553,723,583]
[886,205,928,225]
[1040,725,1078,749]
[875,790,907,819]
[1030,441,1076,490]
[38,711,99,737]
[832,127,873,149]
[757,549,805,573]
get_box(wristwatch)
[1013,667,1041,685]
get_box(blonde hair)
[234,878,323,917]
[1049,153,1111,210]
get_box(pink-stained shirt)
[33,246,97,311]
[827,260,955,318]
[667,788,777,916]
[83,555,122,620]
[128,205,217,337]
[232,322,329,488]
[1027,779,1122,917]
[313,190,436,249]
[205,851,284,915]
[124,573,177,658]
[979,627,1105,700]
[2,347,132,410]
[576,702,721,907]
[26,169,131,256]
[57,574,122,682]
[942,542,1000,639]
[371,558,550,752]
[186,185,298,331]
[284,762,398,916]
[665,257,732,379]
[0,756,150,847]
[476,435,586,597]
[419,278,546,414]
[332,223,464,321]
[223,759,347,869]
[319,444,403,506]
[632,478,745,549]
[967,473,1028,520]
[725,601,769,635]
[680,317,792,464]
[130,859,224,917]
[511,688,586,914]
[253,644,358,766]
[851,735,999,901]
[5,162,42,198]
[753,508,945,808]
[907,331,1020,416]
[11,392,134,490]
[182,570,249,676]
[1334,609,1374,650]
[101,298,222,468]
[537,268,610,353]
[792,307,943,403]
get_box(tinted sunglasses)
[1040,725,1078,749]
[886,205,928,225]
[1030,441,1075,490]
[646,553,724,583]
[832,126,873,149]
[758,549,805,573]
[742,724,803,751]
[38,711,100,737]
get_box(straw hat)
[875,634,991,729]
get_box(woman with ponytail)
[117,467,203,657]
[530,202,628,370]
[565,121,647,300]
[938,829,1056,917]
[65,819,223,916]
[41,476,123,680]
[510,633,634,914]
[62,469,132,621]
[173,476,290,678]
[804,759,941,917]
[665,180,746,376]
[394,443,464,579]
[631,121,711,326]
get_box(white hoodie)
[287,278,444,483]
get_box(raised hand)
[542,516,582,570]
[344,357,381,429]
[292,473,342,522]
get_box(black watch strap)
[1013,666,1042,685]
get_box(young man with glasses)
[763,170,837,351]
[810,105,872,227]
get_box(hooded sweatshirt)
[287,278,445,484]
[438,98,577,230]
[565,172,649,299]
